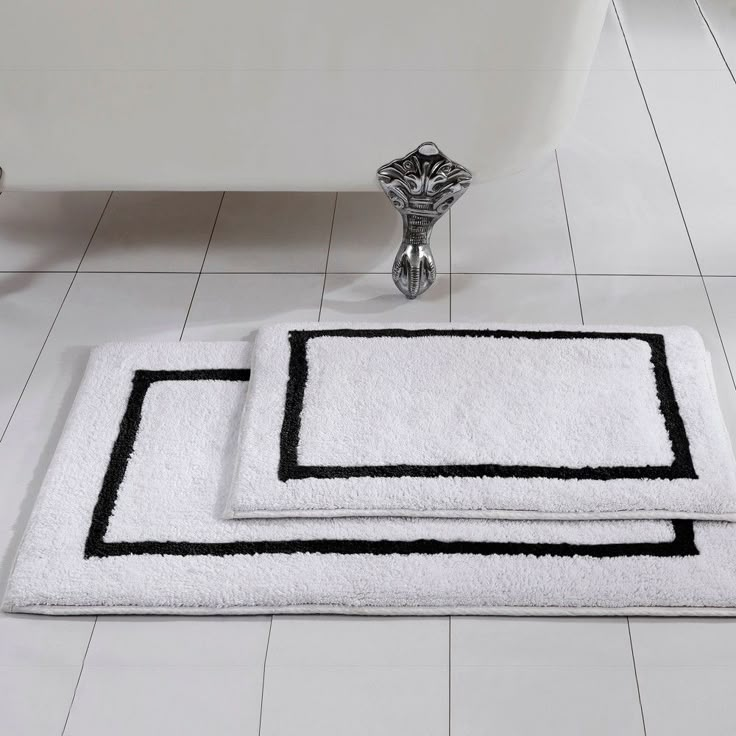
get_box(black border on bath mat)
[278,328,697,482]
[83,368,698,560]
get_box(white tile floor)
[1,2,736,734]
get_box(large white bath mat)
[6,340,736,616]
[226,323,736,521]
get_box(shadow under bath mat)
[225,323,736,521]
[6,340,736,616]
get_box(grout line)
[200,194,226,278]
[1,269,723,276]
[42,270,202,275]
[555,150,585,324]
[194,270,326,275]
[627,618,648,736]
[0,275,75,444]
[2,65,609,73]
[693,0,736,86]
[317,192,339,321]
[79,270,202,275]
[257,616,274,736]
[447,272,708,277]
[450,271,573,277]
[571,272,701,278]
[60,617,97,736]
[0,270,80,274]
[0,270,332,275]
[612,0,736,392]
[0,192,113,443]
[75,192,115,274]
[178,192,225,341]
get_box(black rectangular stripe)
[278,328,697,482]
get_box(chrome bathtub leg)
[377,142,472,299]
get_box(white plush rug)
[226,323,736,520]
[5,341,736,616]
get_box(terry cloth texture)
[5,341,736,616]
[225,323,736,521]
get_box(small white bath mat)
[5,341,736,616]
[225,323,736,521]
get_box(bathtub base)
[378,142,472,299]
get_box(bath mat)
[225,323,736,521]
[5,340,736,616]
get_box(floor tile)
[320,273,450,322]
[578,275,736,439]
[268,616,447,667]
[204,192,335,273]
[452,617,633,667]
[451,156,573,274]
[80,191,222,272]
[262,617,448,736]
[261,665,447,736]
[182,273,323,341]
[0,191,110,271]
[636,69,736,275]
[0,615,92,667]
[704,276,736,374]
[88,617,270,667]
[0,665,81,736]
[635,666,736,736]
[0,272,72,434]
[328,192,449,274]
[65,666,263,736]
[452,665,644,736]
[557,70,697,275]
[451,274,581,323]
[697,0,736,72]
[615,0,726,70]
[35,272,197,348]
[630,617,736,667]
[578,275,715,330]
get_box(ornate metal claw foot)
[377,142,472,299]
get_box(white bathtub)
[0,0,609,191]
